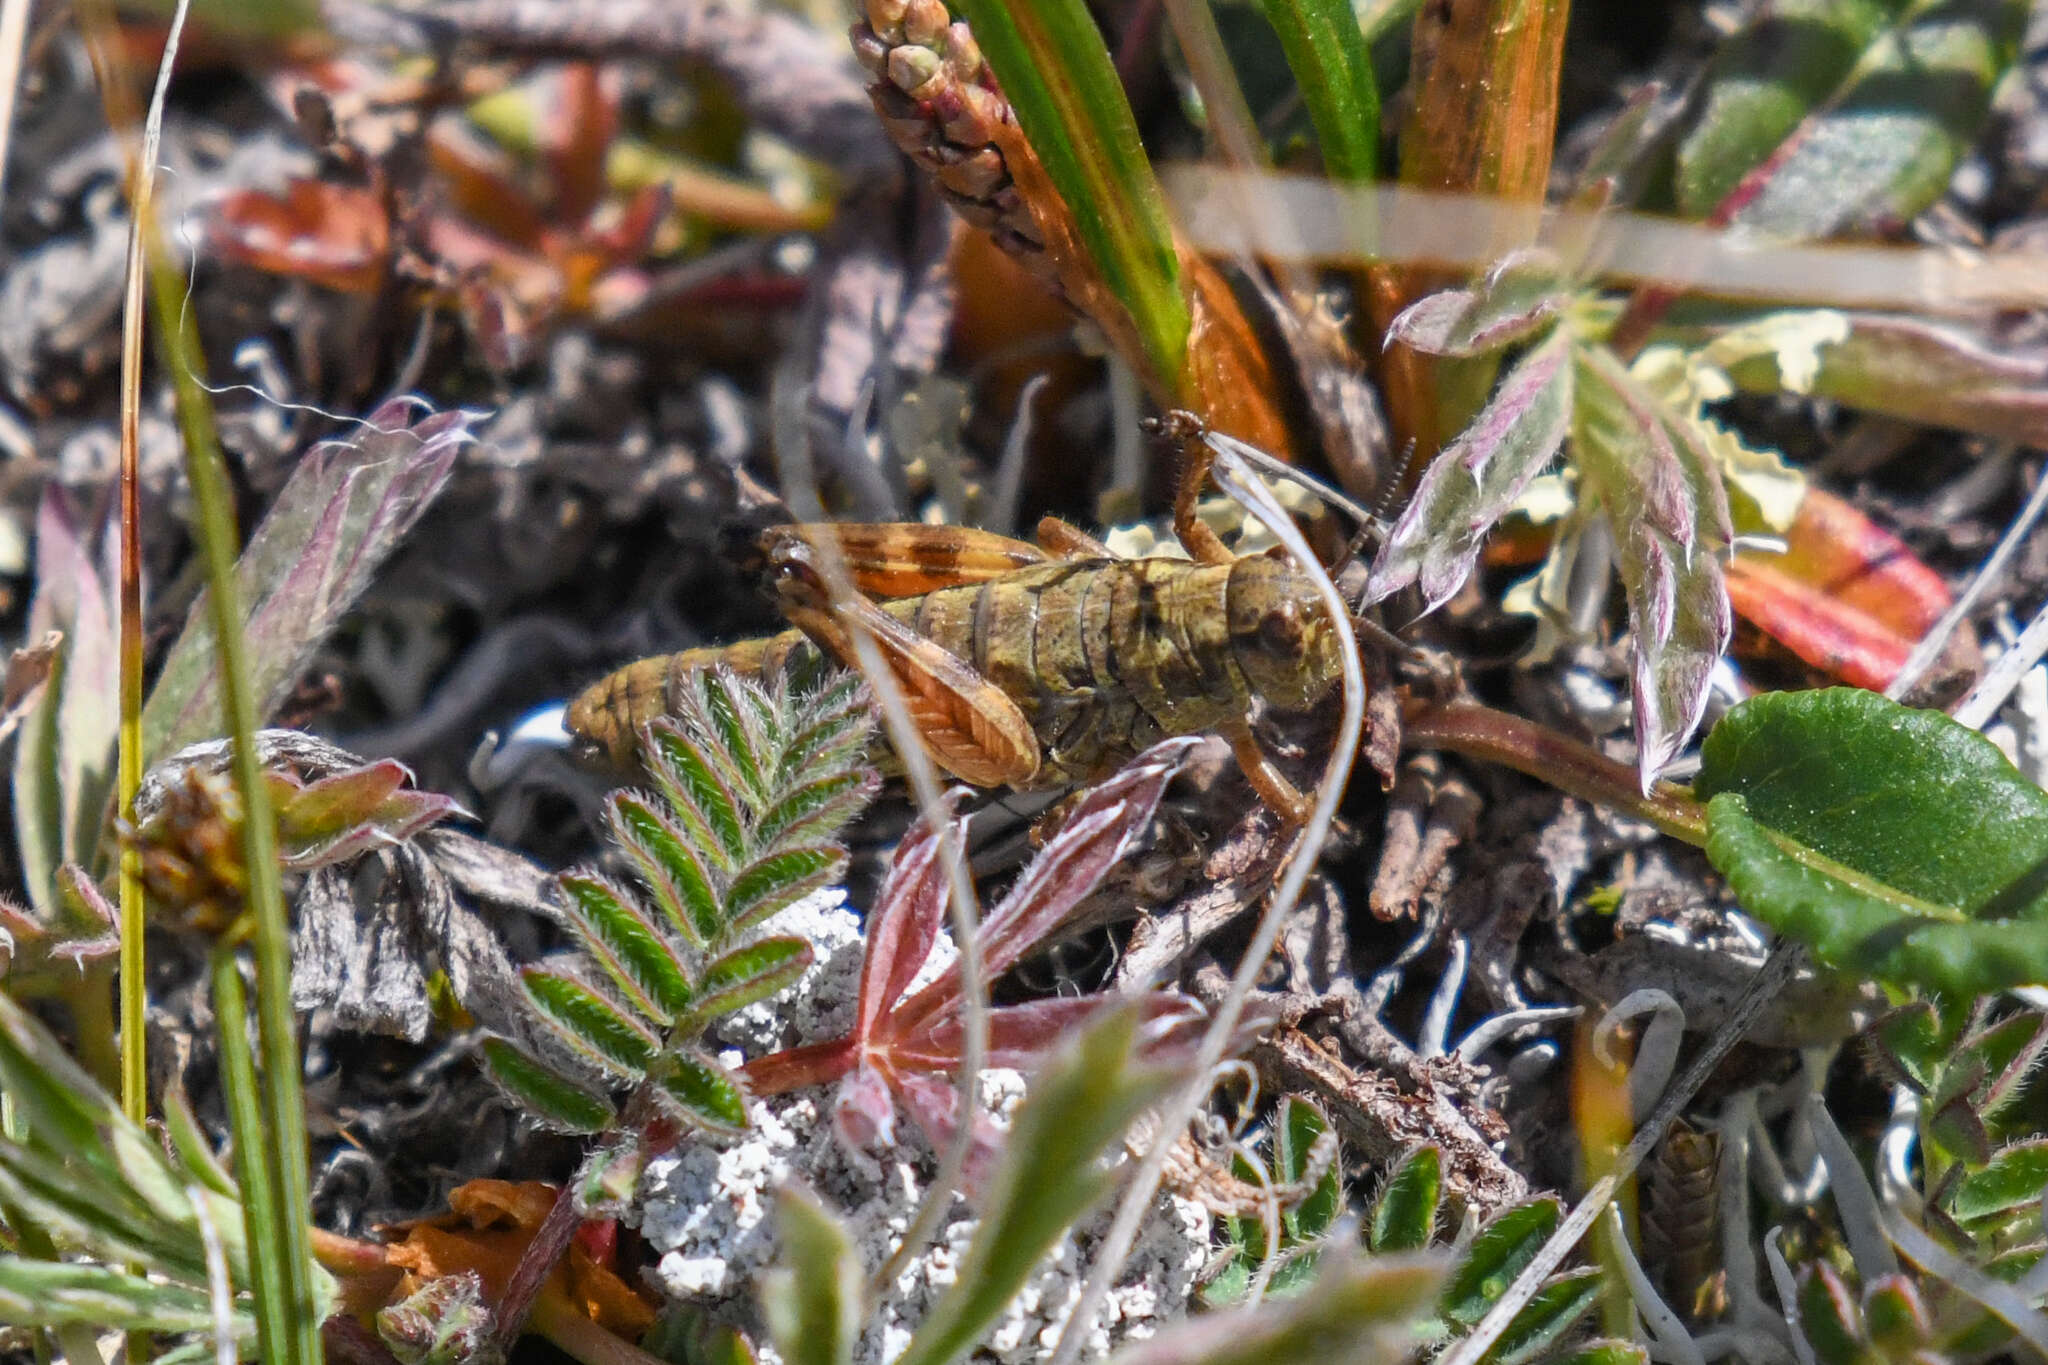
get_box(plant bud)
[888,45,945,98]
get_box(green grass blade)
[209,948,294,1364]
[1256,0,1380,180]
[951,0,1189,384]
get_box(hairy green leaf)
[1277,1097,1339,1241]
[1949,1139,2048,1228]
[727,846,845,930]
[1370,1145,1442,1254]
[950,0,1189,384]
[558,872,695,1024]
[611,792,723,947]
[697,669,770,807]
[1799,1263,1865,1365]
[691,936,815,1023]
[480,1037,615,1134]
[1385,251,1566,359]
[756,769,878,850]
[1696,688,2048,994]
[658,1052,751,1136]
[761,1186,862,1365]
[1485,1267,1603,1365]
[646,718,748,869]
[1441,1197,1562,1328]
[1256,0,1380,180]
[523,966,663,1077]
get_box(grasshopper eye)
[1259,600,1304,655]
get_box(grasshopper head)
[1226,553,1343,711]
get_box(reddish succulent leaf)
[210,180,391,293]
[1726,487,1957,691]
[892,737,1197,1035]
[855,791,965,1043]
[541,64,617,227]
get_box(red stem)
[1401,698,1708,846]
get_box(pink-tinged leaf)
[143,400,476,764]
[893,739,1197,1036]
[1384,249,1566,358]
[269,759,467,869]
[541,63,617,228]
[15,489,119,915]
[1726,487,1959,692]
[898,992,1208,1072]
[1367,330,1574,613]
[854,790,969,1043]
[1718,312,2048,446]
[209,180,392,293]
[831,1059,898,1156]
[892,1069,1006,1191]
[1570,344,1734,789]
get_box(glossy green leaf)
[691,936,815,1023]
[1440,1197,1562,1328]
[1484,1267,1603,1365]
[522,966,662,1077]
[1697,0,2026,237]
[1571,343,1733,788]
[1949,1140,2048,1227]
[1675,0,1902,215]
[726,846,845,930]
[1256,0,1380,180]
[658,1052,752,1137]
[1368,329,1573,615]
[558,872,694,1024]
[1370,1145,1442,1254]
[479,1036,616,1135]
[1696,688,2048,994]
[1799,1263,1866,1365]
[611,792,722,947]
[895,1003,1185,1365]
[761,1186,862,1365]
[646,718,748,870]
[1862,1274,1931,1356]
[950,0,1189,385]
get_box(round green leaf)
[1696,688,2048,994]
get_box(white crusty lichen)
[631,891,1212,1362]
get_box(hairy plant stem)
[1401,698,1708,845]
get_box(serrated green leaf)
[1483,1266,1602,1365]
[647,718,747,869]
[1950,1140,2048,1227]
[761,1186,862,1365]
[658,1052,751,1136]
[558,872,694,1024]
[726,846,844,930]
[1571,342,1733,788]
[1696,688,2048,994]
[480,1037,616,1134]
[895,1003,1185,1365]
[949,0,1189,386]
[690,936,814,1024]
[611,793,722,947]
[523,966,662,1078]
[1256,0,1380,181]
[778,676,872,781]
[1368,330,1572,616]
[1370,1145,1442,1254]
[1441,1197,1562,1327]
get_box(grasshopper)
[566,421,1352,821]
